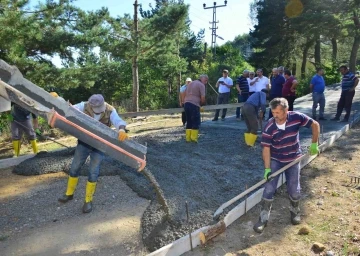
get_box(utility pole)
[132,0,140,112]
[203,1,227,56]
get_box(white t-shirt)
[217,77,233,93]
[248,77,257,92]
[254,76,269,92]
[276,122,286,130]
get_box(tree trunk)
[292,63,297,77]
[132,0,140,112]
[314,35,321,68]
[350,35,360,73]
[301,39,313,79]
[331,37,338,63]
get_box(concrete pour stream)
[11,85,360,252]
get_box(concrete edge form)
[147,115,360,256]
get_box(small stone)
[312,242,326,253]
[298,226,311,235]
[317,201,323,206]
[326,251,335,256]
[349,157,352,160]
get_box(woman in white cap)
[58,94,128,213]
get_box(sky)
[71,0,254,45]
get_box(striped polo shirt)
[341,71,356,91]
[236,75,249,94]
[261,111,313,163]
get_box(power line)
[203,1,228,56]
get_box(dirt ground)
[184,123,360,256]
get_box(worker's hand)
[264,168,272,180]
[35,128,42,136]
[6,114,13,122]
[200,107,205,112]
[310,142,319,155]
[118,129,129,141]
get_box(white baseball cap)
[186,77,192,82]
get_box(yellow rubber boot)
[190,129,199,143]
[244,133,250,146]
[248,134,258,147]
[83,181,97,213]
[30,140,38,154]
[58,176,79,203]
[12,140,21,157]
[186,129,191,142]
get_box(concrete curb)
[147,114,360,256]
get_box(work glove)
[264,168,272,180]
[310,142,319,155]
[35,128,42,136]
[200,107,204,112]
[6,114,13,122]
[118,129,129,141]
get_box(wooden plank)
[120,103,245,117]
[199,221,226,245]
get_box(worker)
[58,94,129,213]
[7,103,41,157]
[242,89,268,147]
[180,77,192,126]
[183,74,208,142]
[253,97,320,233]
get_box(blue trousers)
[69,141,104,182]
[262,159,301,201]
[184,102,200,129]
[312,92,325,118]
[236,93,249,118]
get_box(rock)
[312,242,326,253]
[326,251,335,256]
[298,226,311,235]
[317,201,323,206]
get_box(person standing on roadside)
[268,68,285,119]
[282,70,298,111]
[183,74,208,143]
[235,70,250,120]
[310,68,327,120]
[248,71,256,96]
[278,66,285,77]
[212,69,233,121]
[253,97,320,233]
[180,77,192,126]
[331,65,359,122]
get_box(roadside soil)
[185,123,360,256]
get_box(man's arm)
[311,120,320,143]
[250,78,258,85]
[262,146,271,169]
[200,96,206,106]
[290,80,298,92]
[110,109,127,131]
[180,91,186,106]
[236,83,241,94]
[310,84,314,92]
[200,84,206,106]
[350,77,359,91]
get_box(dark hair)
[339,65,348,70]
[284,70,292,76]
[316,68,323,72]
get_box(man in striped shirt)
[253,97,320,233]
[235,70,250,120]
[331,65,359,122]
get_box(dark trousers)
[184,102,200,129]
[284,96,296,111]
[236,93,249,118]
[181,111,186,125]
[214,92,230,119]
[242,103,258,134]
[335,90,355,120]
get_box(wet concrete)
[9,84,360,252]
